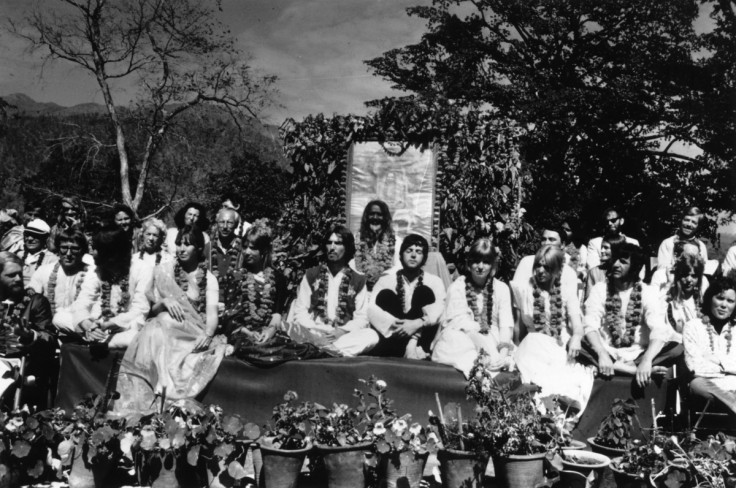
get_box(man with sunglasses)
[29,229,93,338]
[586,207,639,270]
[17,219,58,288]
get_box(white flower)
[391,419,408,435]
[175,416,186,429]
[373,422,386,436]
[427,432,439,443]
[375,380,387,390]
[120,432,134,457]
[409,423,422,436]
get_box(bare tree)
[12,0,276,212]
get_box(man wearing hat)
[17,219,57,288]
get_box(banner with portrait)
[346,142,438,244]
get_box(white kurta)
[657,235,708,271]
[29,262,96,332]
[431,277,513,377]
[512,254,579,299]
[20,250,58,287]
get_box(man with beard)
[18,219,58,288]
[583,243,682,387]
[0,252,55,407]
[29,229,94,339]
[209,208,243,303]
[586,207,639,270]
[368,234,446,358]
[289,225,379,356]
[352,200,397,290]
[657,206,709,271]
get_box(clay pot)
[258,444,312,488]
[378,450,429,488]
[437,448,488,488]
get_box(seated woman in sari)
[222,220,287,343]
[431,238,514,377]
[511,245,595,413]
[116,225,228,414]
[683,274,736,414]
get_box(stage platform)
[55,344,672,440]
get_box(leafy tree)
[366,0,732,248]
[12,0,276,213]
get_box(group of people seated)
[0,196,735,422]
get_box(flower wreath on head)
[313,265,355,327]
[174,260,208,318]
[604,280,642,348]
[100,272,130,321]
[48,262,88,314]
[465,275,494,334]
[532,276,564,345]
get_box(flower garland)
[22,250,45,272]
[174,260,208,317]
[531,277,564,345]
[465,276,494,334]
[354,232,395,288]
[700,312,735,354]
[100,272,130,320]
[139,250,162,266]
[47,263,87,314]
[313,265,353,327]
[396,269,424,313]
[211,236,242,283]
[604,281,642,348]
[231,267,277,331]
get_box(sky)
[0,0,430,125]
[0,0,716,126]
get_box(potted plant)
[184,404,261,488]
[56,395,123,488]
[429,400,488,488]
[259,390,313,488]
[373,414,433,488]
[0,406,59,487]
[466,351,561,488]
[311,376,388,488]
[589,398,639,457]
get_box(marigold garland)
[464,276,494,334]
[354,232,395,289]
[531,277,564,345]
[313,265,354,327]
[100,272,130,320]
[225,267,277,332]
[700,313,735,354]
[22,250,45,273]
[47,263,87,314]
[174,260,208,318]
[604,281,642,348]
[211,236,242,284]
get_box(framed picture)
[346,142,438,244]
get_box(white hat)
[25,218,51,235]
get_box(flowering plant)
[427,402,484,454]
[466,351,560,457]
[261,391,313,450]
[593,398,638,449]
[374,415,435,457]
[312,376,394,447]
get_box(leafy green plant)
[593,398,639,449]
[261,391,313,450]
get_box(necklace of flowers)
[313,265,352,326]
[396,269,424,313]
[100,272,131,320]
[355,232,395,273]
[22,250,45,270]
[532,278,564,345]
[604,280,642,348]
[232,267,276,330]
[139,250,162,266]
[211,236,242,281]
[666,291,700,332]
[174,260,208,317]
[47,262,87,314]
[0,293,32,330]
[701,312,735,354]
[465,276,494,333]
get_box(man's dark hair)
[542,224,569,246]
[359,200,393,244]
[173,202,210,230]
[400,234,430,267]
[92,228,132,281]
[611,242,646,281]
[701,273,736,322]
[55,228,89,255]
[324,225,356,262]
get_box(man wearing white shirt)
[29,229,94,337]
[586,207,639,270]
[17,219,58,288]
[289,225,378,356]
[583,243,682,387]
[657,206,709,271]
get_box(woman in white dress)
[132,217,171,269]
[511,245,594,413]
[683,274,736,414]
[663,253,706,342]
[432,238,514,377]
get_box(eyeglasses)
[59,245,82,255]
[605,217,620,223]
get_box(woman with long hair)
[664,254,706,342]
[511,245,594,414]
[683,274,736,414]
[134,217,170,268]
[116,225,228,414]
[165,202,211,255]
[431,238,514,377]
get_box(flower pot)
[258,444,311,488]
[560,450,610,488]
[378,450,429,488]
[151,451,179,488]
[68,446,112,488]
[587,437,626,458]
[493,452,547,488]
[565,440,587,450]
[437,448,488,488]
[609,457,651,488]
[207,441,254,488]
[316,442,372,488]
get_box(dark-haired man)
[289,225,378,356]
[586,207,639,270]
